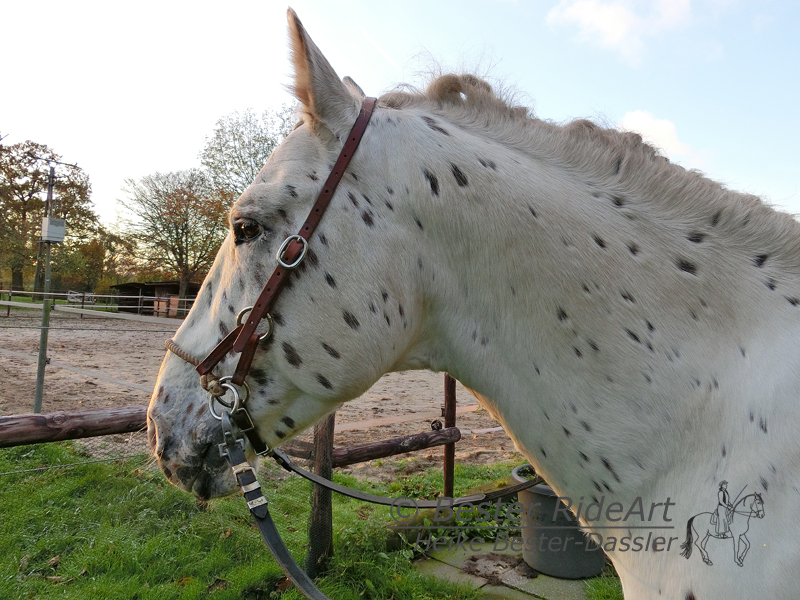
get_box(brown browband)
[197,97,378,386]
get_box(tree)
[200,105,296,198]
[0,141,96,291]
[120,169,228,303]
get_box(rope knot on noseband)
[200,373,225,397]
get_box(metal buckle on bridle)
[236,306,273,343]
[208,376,251,421]
[276,234,308,269]
[218,411,246,457]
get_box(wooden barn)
[110,281,201,318]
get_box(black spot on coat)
[316,374,333,390]
[677,259,697,275]
[450,164,469,187]
[423,169,439,196]
[422,116,450,136]
[343,311,360,330]
[250,368,270,386]
[754,254,769,267]
[322,343,341,359]
[687,232,706,243]
[282,342,302,367]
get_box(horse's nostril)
[156,438,174,462]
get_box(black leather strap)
[222,434,331,600]
[220,418,544,600]
[271,448,543,508]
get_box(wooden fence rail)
[0,405,459,468]
[0,405,147,448]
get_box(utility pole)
[33,166,65,413]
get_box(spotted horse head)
[147,10,441,498]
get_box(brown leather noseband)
[184,97,376,451]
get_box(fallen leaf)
[207,578,229,591]
[276,577,293,591]
[176,577,192,586]
[48,555,61,568]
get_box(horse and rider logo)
[680,481,765,567]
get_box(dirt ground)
[0,308,524,479]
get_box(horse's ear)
[343,76,366,100]
[287,9,361,136]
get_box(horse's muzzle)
[148,415,239,500]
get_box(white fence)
[0,289,195,319]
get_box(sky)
[3,0,798,225]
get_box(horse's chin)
[186,464,238,500]
[154,435,242,501]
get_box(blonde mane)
[381,74,800,275]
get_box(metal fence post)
[33,242,53,413]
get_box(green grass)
[0,444,497,599]
[584,574,623,600]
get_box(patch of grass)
[0,443,508,599]
[585,574,623,600]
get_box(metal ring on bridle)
[208,377,251,421]
[276,235,308,269]
[236,306,274,342]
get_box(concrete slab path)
[414,542,591,600]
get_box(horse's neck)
[403,129,800,508]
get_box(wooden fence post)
[305,412,336,577]
[444,374,456,498]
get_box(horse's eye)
[233,219,261,244]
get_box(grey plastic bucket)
[511,464,605,579]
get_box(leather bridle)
[164,96,543,599]
[173,97,379,456]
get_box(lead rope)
[164,337,544,599]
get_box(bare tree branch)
[119,169,228,300]
[200,105,296,198]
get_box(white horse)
[148,9,800,599]
[680,493,765,567]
